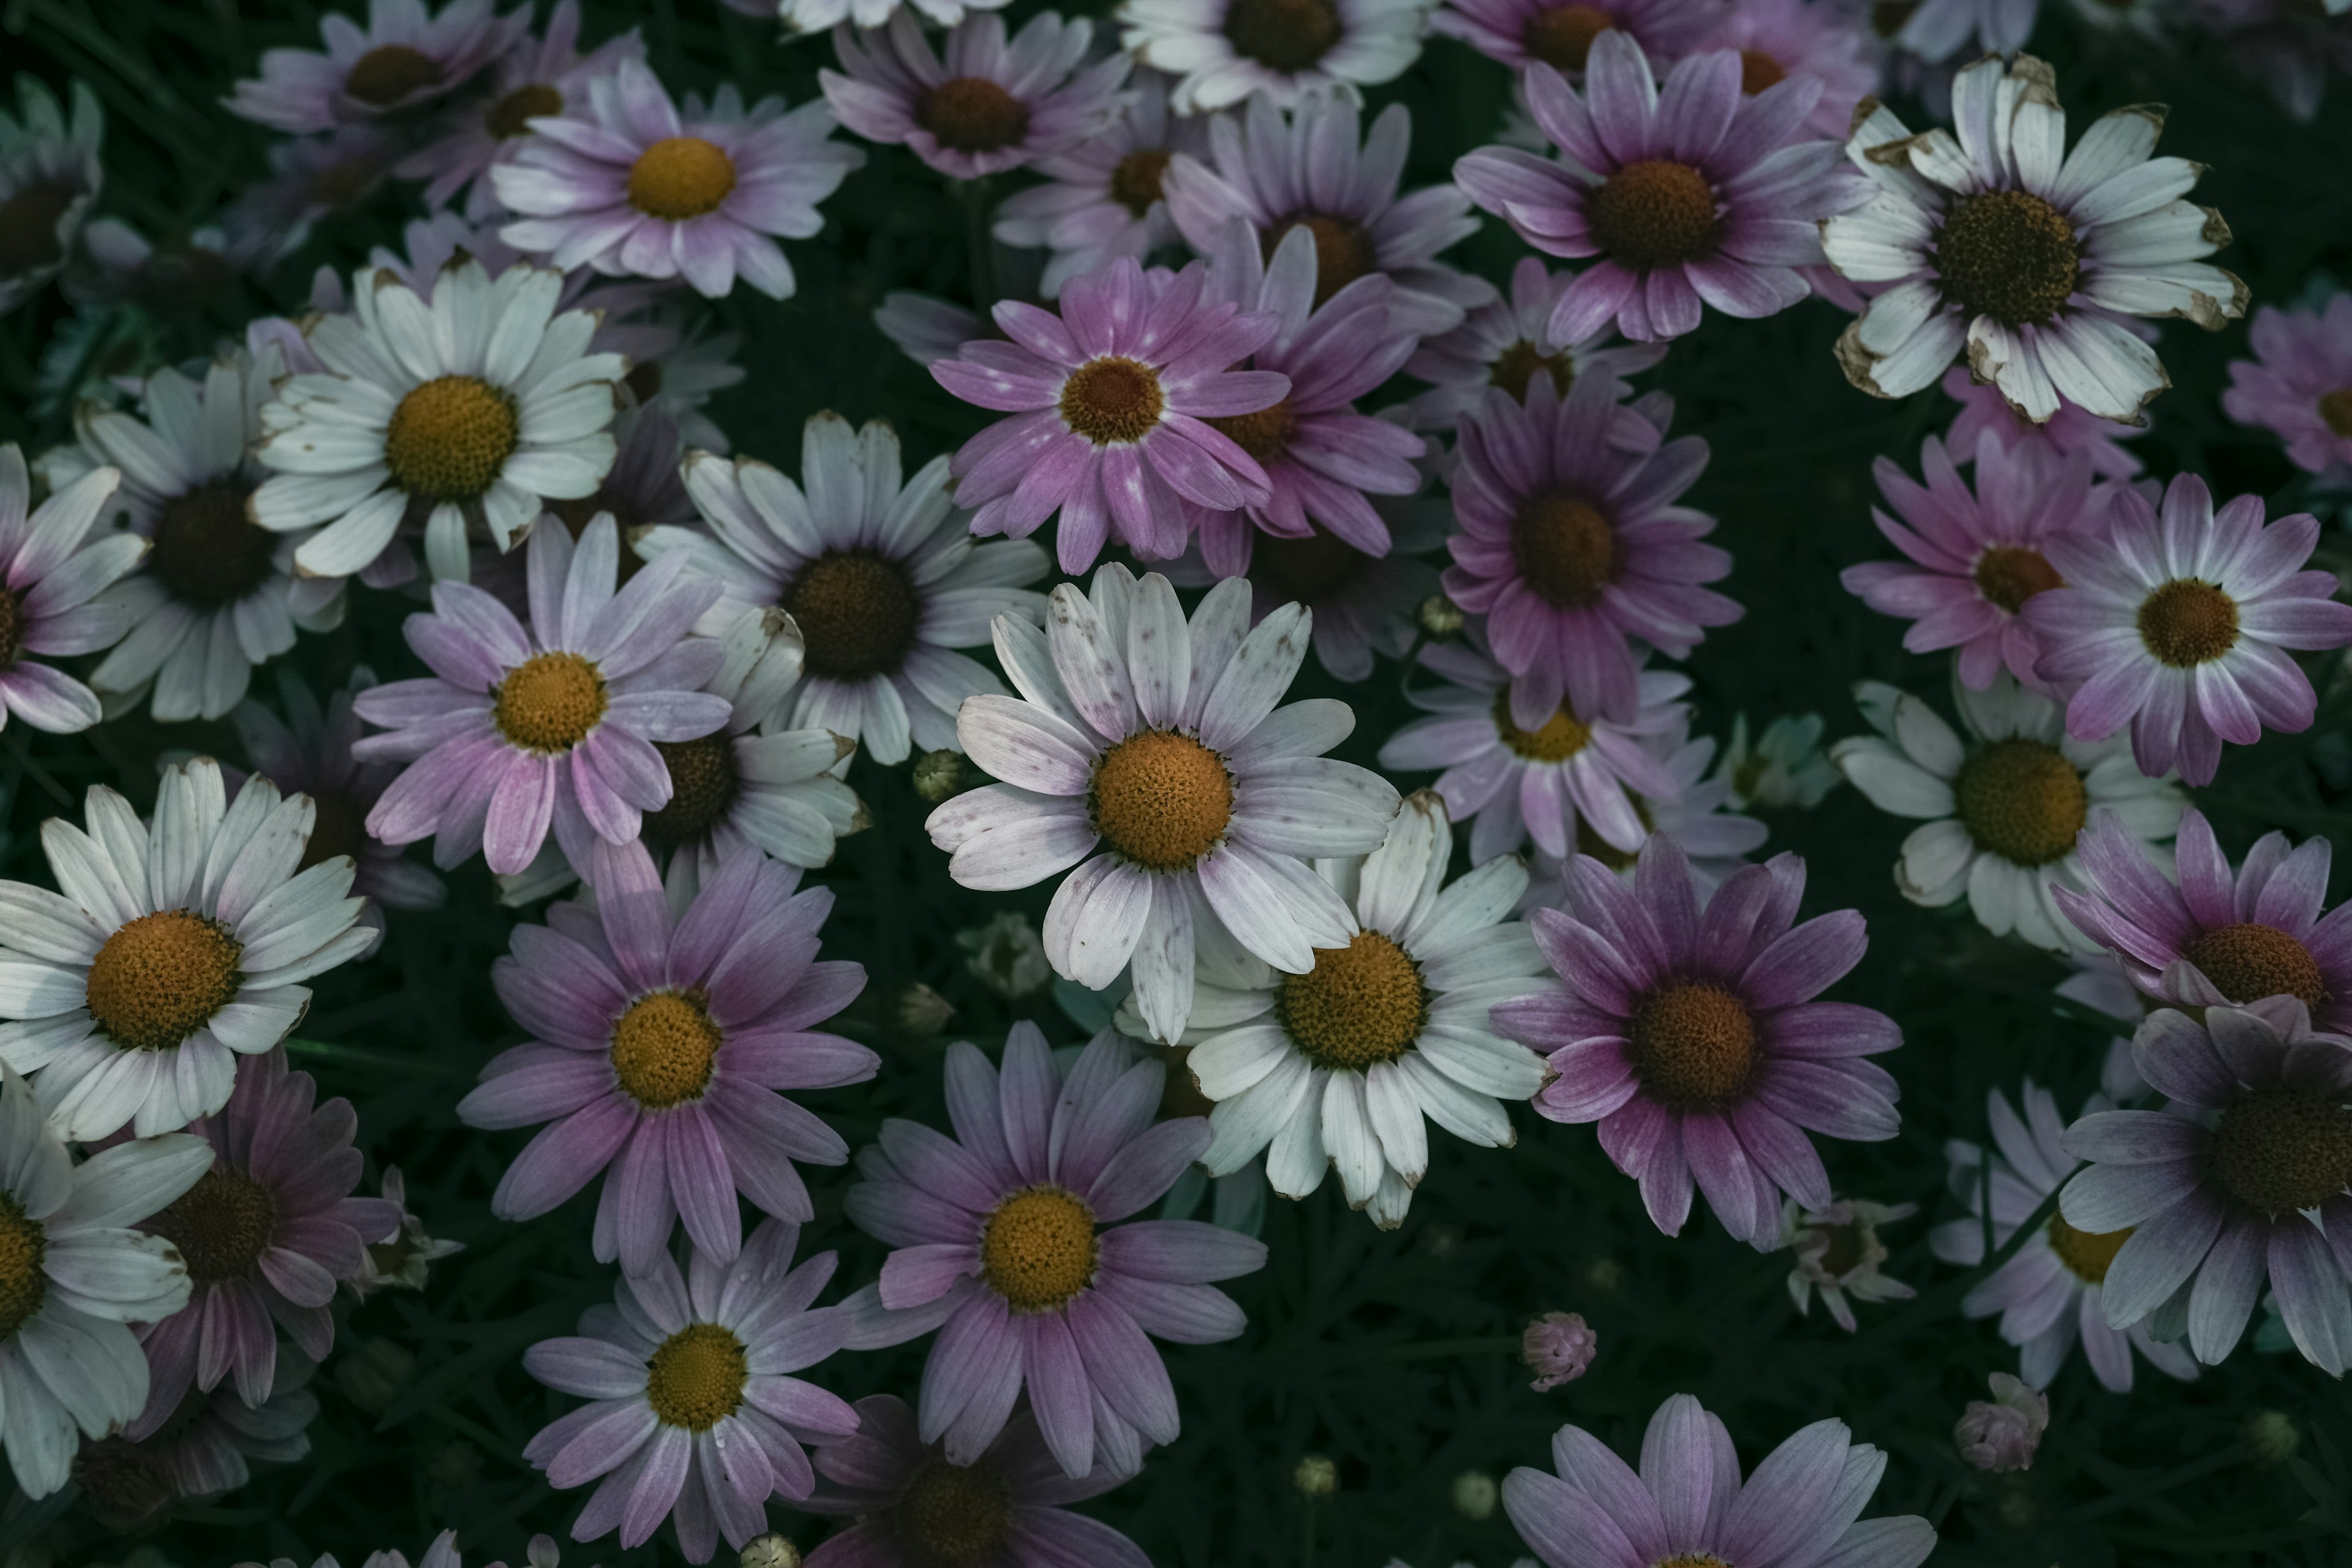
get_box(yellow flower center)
[979,1186,1098,1312]
[1090,729,1234,872]
[1738,49,1786,92]
[1493,688,1594,763]
[383,375,521,503]
[345,44,444,107]
[2211,1086,2352,1215]
[641,735,742,849]
[1278,931,1430,1071]
[1512,489,1618,608]
[1523,3,1615,69]
[0,1194,47,1341]
[898,1457,1016,1566]
[1222,0,1343,72]
[644,1322,748,1430]
[151,478,277,609]
[628,137,738,221]
[1589,160,1719,270]
[2320,389,2352,439]
[145,1167,277,1286]
[2186,922,2326,1008]
[493,651,608,753]
[916,78,1032,154]
[1058,356,1166,446]
[1265,213,1378,307]
[2136,578,2240,667]
[1110,149,1172,217]
[2046,1210,2132,1284]
[1205,395,1299,465]
[0,181,75,280]
[1630,982,1755,1110]
[783,548,922,680]
[86,910,244,1053]
[1490,339,1575,402]
[1935,189,2081,328]
[486,82,564,139]
[1953,737,2087,868]
[1972,545,2064,613]
[610,990,722,1109]
[1654,1556,1732,1568]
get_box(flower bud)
[1523,1310,1597,1391]
[1954,1372,2047,1473]
[1451,1469,1498,1520]
[1294,1453,1338,1498]
[913,748,967,803]
[1417,593,1466,639]
[741,1535,802,1568]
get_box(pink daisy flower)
[992,69,1209,299]
[494,58,864,300]
[459,836,872,1274]
[2223,296,2352,475]
[225,0,524,133]
[2060,997,2352,1373]
[522,1218,859,1562]
[821,12,1130,181]
[1695,0,1880,139]
[930,256,1289,571]
[1840,431,2109,693]
[838,1026,1267,1480]
[2023,473,2352,786]
[1442,361,1733,728]
[131,1050,401,1435]
[1404,255,1668,431]
[352,514,731,877]
[2056,805,2352,1035]
[1432,0,1718,74]
[1941,365,2146,481]
[1455,33,1863,343]
[1520,718,1773,907]
[0,445,140,734]
[800,1393,1150,1568]
[1493,835,1903,1246]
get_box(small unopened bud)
[1954,1373,2046,1473]
[912,748,967,803]
[741,1534,801,1568]
[1523,1310,1597,1391]
[897,982,955,1036]
[2245,1410,2300,1465]
[1417,593,1466,639]
[1293,1453,1338,1498]
[334,1335,415,1414]
[1451,1469,1498,1520]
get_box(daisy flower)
[1782,1197,1917,1332]
[351,514,731,877]
[219,127,406,266]
[1518,720,1770,905]
[225,0,522,132]
[0,79,102,317]
[1404,256,1668,431]
[0,1066,209,1499]
[2223,296,2352,475]
[522,1219,859,1562]
[1431,0,1717,73]
[1379,633,1689,865]
[802,1393,1150,1568]
[1441,360,1734,727]
[822,12,1131,181]
[1164,96,1494,337]
[993,69,1208,299]
[1931,1079,2198,1391]
[2060,998,2352,1373]
[495,59,863,300]
[253,258,626,581]
[1161,791,1553,1229]
[1823,53,2248,424]
[459,835,874,1275]
[1716,711,1838,811]
[2056,805,2352,1034]
[80,1360,319,1525]
[929,568,1400,1045]
[0,446,140,733]
[2023,473,2352,785]
[1118,0,1429,113]
[1697,0,1881,139]
[1186,221,1427,576]
[1831,674,2182,953]
[838,1026,1267,1479]
[132,1050,401,1430]
[0,758,371,1141]
[344,1166,466,1298]
[398,0,646,219]
[2193,0,2352,124]
[1494,835,1904,1246]
[1455,34,1862,344]
[1891,0,2037,61]
[636,413,1050,765]
[1502,1393,1936,1568]
[1940,366,2145,481]
[1242,454,1447,681]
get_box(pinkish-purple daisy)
[1840,431,2110,693]
[2060,997,2352,1374]
[131,1050,399,1434]
[2223,296,2352,475]
[225,0,523,133]
[1493,836,1904,1246]
[822,12,1129,181]
[1404,255,1668,431]
[1695,0,1881,139]
[1432,0,1718,75]
[2024,473,2352,786]
[494,58,864,300]
[2056,805,2352,1035]
[992,68,1208,299]
[931,256,1289,571]
[460,837,873,1275]
[0,445,140,734]
[352,514,731,877]
[1442,361,1734,728]
[523,1218,859,1562]
[1455,32,1863,343]
[838,1025,1267,1480]
[1942,366,2147,483]
[801,1394,1150,1568]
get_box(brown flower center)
[0,586,23,670]
[151,477,276,609]
[298,790,369,874]
[86,910,244,1053]
[644,1322,748,1430]
[70,1438,173,1530]
[1205,394,1298,464]
[1589,160,1719,270]
[493,651,608,753]
[2320,389,2352,439]
[1058,355,1166,445]
[383,375,521,502]
[1973,545,2064,613]
[898,1457,1016,1567]
[1254,527,1367,600]
[1656,1556,1732,1568]
[345,44,444,107]
[1278,930,1429,1071]
[1630,981,1755,1110]
[1815,1216,1872,1276]
[1090,729,1233,871]
[1954,737,2086,868]
[2046,1210,2132,1284]
[628,137,738,221]
[1523,3,1615,69]
[1739,49,1787,92]
[642,734,742,849]
[0,1194,47,1341]
[916,77,1031,153]
[2135,579,2239,667]
[0,181,75,280]
[1110,149,1172,217]
[486,81,564,139]
[784,547,922,680]
[1935,189,2080,328]
[1267,213,1379,307]
[980,1185,1098,1311]
[610,990,722,1109]
[1512,489,1618,607]
[1493,688,1593,763]
[1491,339,1575,401]
[2185,922,2326,1008]
[2211,1086,2352,1215]
[1223,0,1344,71]
[146,1167,277,1286]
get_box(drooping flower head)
[1431,0,1717,75]
[1405,255,1668,430]
[0,445,138,733]
[0,78,102,317]
[344,1166,466,1299]
[1715,711,1838,811]
[1781,1196,1917,1332]
[1118,0,1430,113]
[993,69,1210,299]
[2223,296,2352,475]
[225,0,522,131]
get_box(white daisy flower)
[0,445,141,734]
[1822,53,2247,425]
[1830,671,2184,952]
[36,349,344,723]
[252,257,627,584]
[1130,789,1550,1228]
[0,1065,212,1498]
[636,412,1050,765]
[1714,711,1840,810]
[1118,0,1431,115]
[0,78,103,318]
[930,566,1403,1044]
[0,758,372,1140]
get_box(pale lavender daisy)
[1118,0,1431,114]
[2224,297,2352,475]
[1697,0,1881,138]
[1404,256,1668,430]
[722,0,1013,36]
[0,79,103,317]
[1941,366,2146,481]
[1518,720,1770,907]
[1892,0,2037,61]
[0,445,139,733]
[226,0,523,132]
[1431,0,1717,74]
[77,1359,318,1523]
[219,126,405,267]
[993,69,1210,299]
